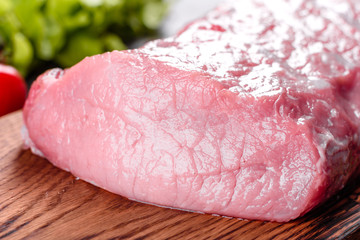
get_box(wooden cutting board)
[1,111,360,240]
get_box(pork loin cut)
[23,0,360,222]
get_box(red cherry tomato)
[0,64,27,117]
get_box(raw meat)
[23,0,360,222]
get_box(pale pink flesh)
[23,0,360,222]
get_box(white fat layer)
[21,124,45,158]
[41,68,64,86]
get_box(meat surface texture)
[23,0,360,222]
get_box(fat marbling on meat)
[23,0,360,222]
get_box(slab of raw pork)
[22,0,360,222]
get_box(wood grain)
[1,111,360,240]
